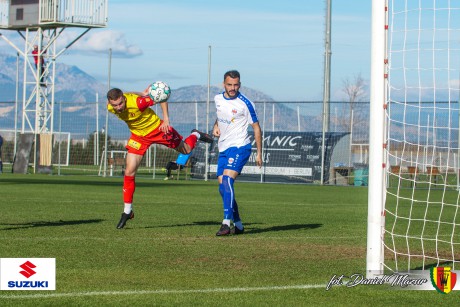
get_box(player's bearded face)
[109,96,126,113]
[223,77,240,99]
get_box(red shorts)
[125,123,183,155]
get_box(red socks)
[123,175,135,204]
[184,134,198,150]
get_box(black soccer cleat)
[230,226,244,235]
[191,129,213,144]
[216,224,231,236]
[116,211,134,229]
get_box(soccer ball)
[149,81,171,103]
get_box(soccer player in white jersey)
[212,70,262,236]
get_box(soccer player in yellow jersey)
[107,87,213,229]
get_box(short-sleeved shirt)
[214,92,259,152]
[107,93,160,136]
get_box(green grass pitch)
[0,174,455,306]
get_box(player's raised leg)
[176,129,213,155]
[191,129,213,144]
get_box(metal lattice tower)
[0,0,107,171]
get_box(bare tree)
[337,73,369,167]
[343,73,365,106]
[338,73,367,131]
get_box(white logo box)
[0,258,56,290]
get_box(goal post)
[366,0,387,278]
[368,0,460,276]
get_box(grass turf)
[0,174,455,306]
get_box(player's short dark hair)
[224,70,240,80]
[107,88,123,101]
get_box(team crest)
[232,109,238,115]
[430,266,457,294]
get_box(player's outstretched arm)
[125,86,150,98]
[142,86,150,97]
[158,101,170,133]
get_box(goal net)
[367,0,460,275]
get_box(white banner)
[0,258,56,290]
[210,164,312,176]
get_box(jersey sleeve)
[243,99,258,124]
[136,96,155,112]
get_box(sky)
[0,0,372,101]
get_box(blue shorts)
[217,143,252,177]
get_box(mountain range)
[0,53,321,138]
[0,53,274,103]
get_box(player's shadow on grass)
[0,219,104,231]
[144,221,264,229]
[0,178,193,189]
[0,177,122,187]
[144,222,322,234]
[144,221,227,229]
[245,223,323,234]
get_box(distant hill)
[0,53,274,103]
[170,85,274,102]
[0,53,318,136]
[0,53,107,102]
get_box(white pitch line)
[0,284,325,299]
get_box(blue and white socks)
[220,175,243,230]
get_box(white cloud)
[58,30,143,58]
[63,106,88,112]
[0,106,14,117]
[449,78,460,90]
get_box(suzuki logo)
[19,261,37,278]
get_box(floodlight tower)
[0,0,107,172]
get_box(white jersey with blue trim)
[214,91,259,152]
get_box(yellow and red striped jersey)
[107,93,160,136]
